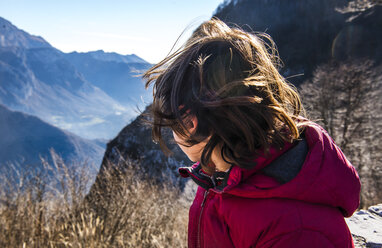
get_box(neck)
[211,146,233,172]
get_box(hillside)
[214,0,382,85]
[0,104,103,170]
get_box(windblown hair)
[143,18,305,169]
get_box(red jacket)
[179,123,361,248]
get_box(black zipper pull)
[201,190,208,207]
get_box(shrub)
[0,155,188,247]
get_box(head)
[143,18,305,170]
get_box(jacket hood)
[223,123,361,217]
[179,123,361,217]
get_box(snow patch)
[346,204,382,246]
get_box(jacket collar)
[178,139,301,192]
[179,162,231,191]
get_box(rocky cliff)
[90,105,190,187]
[214,0,382,85]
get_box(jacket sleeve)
[258,229,336,248]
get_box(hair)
[143,18,305,169]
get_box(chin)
[189,158,197,163]
[187,156,199,163]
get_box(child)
[143,18,360,248]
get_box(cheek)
[172,131,203,162]
[173,131,188,152]
[172,131,182,144]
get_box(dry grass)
[0,155,189,247]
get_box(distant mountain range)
[0,16,152,140]
[63,51,151,106]
[0,104,103,169]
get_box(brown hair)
[143,18,305,169]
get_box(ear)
[189,115,198,134]
[185,115,198,135]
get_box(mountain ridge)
[0,16,152,140]
[81,50,148,64]
[0,17,52,49]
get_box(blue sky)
[0,0,223,63]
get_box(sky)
[0,0,223,63]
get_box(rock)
[85,105,192,214]
[346,204,382,247]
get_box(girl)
[143,18,360,248]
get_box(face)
[172,130,207,162]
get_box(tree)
[300,60,382,208]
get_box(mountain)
[0,16,152,140]
[213,0,382,85]
[0,44,130,140]
[0,104,104,170]
[94,105,190,183]
[63,51,152,106]
[83,50,147,64]
[0,17,51,49]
